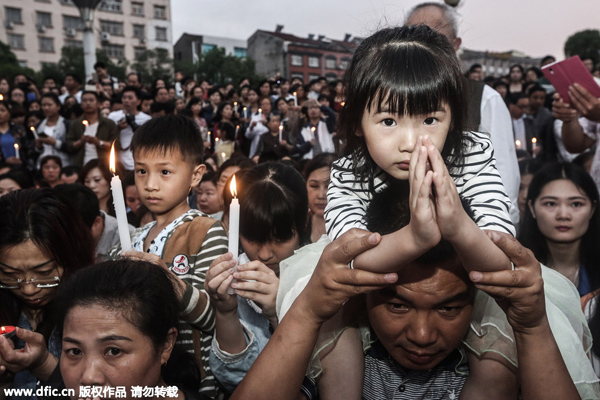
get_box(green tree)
[39,46,128,84]
[130,48,173,85]
[564,29,600,66]
[0,41,36,81]
[175,47,259,85]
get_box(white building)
[1,0,173,71]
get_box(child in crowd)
[311,25,590,399]
[108,115,228,398]
[215,122,237,166]
[204,162,310,394]
[253,112,289,162]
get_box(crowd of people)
[1,1,600,399]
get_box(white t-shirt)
[108,110,151,171]
[83,121,99,166]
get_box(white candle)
[82,119,88,136]
[515,139,521,149]
[30,126,38,140]
[109,143,132,252]
[227,175,240,295]
[234,102,238,113]
[13,143,19,159]
[258,108,262,118]
[311,126,316,135]
[243,106,247,117]
[293,92,298,106]
[532,137,537,157]
[235,125,239,136]
[221,152,226,162]
[279,125,283,142]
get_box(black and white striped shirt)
[325,131,516,240]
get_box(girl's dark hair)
[55,260,201,391]
[0,169,33,190]
[41,92,62,107]
[214,102,234,123]
[518,163,600,290]
[0,188,94,335]
[186,97,203,110]
[303,152,336,180]
[525,66,543,80]
[131,114,204,165]
[339,25,466,188]
[238,162,309,246]
[509,64,525,76]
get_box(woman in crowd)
[519,162,600,296]
[0,78,10,98]
[79,158,115,217]
[0,188,94,394]
[39,155,62,188]
[290,84,307,106]
[0,260,211,400]
[525,66,543,84]
[212,102,238,134]
[0,169,33,197]
[184,97,209,143]
[35,93,70,169]
[507,64,525,99]
[0,100,25,167]
[304,153,335,243]
[200,89,223,128]
[9,87,26,108]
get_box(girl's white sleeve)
[453,131,516,236]
[325,157,374,240]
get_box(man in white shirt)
[108,86,151,171]
[58,74,83,104]
[405,3,521,227]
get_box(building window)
[325,56,336,69]
[103,43,125,58]
[36,12,52,28]
[133,24,145,39]
[291,54,303,66]
[39,37,55,53]
[291,72,304,81]
[63,15,84,30]
[153,5,166,20]
[308,56,319,68]
[99,0,122,12]
[339,57,351,70]
[131,2,144,16]
[134,47,146,60]
[308,74,320,82]
[100,20,124,36]
[233,47,246,58]
[202,44,215,53]
[58,0,74,5]
[5,7,22,24]
[64,39,83,48]
[7,34,25,50]
[155,27,167,41]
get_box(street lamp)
[73,0,102,83]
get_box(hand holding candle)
[110,143,132,252]
[13,143,19,160]
[234,102,238,113]
[293,92,298,106]
[279,124,283,142]
[227,175,240,295]
[531,137,538,157]
[0,326,15,339]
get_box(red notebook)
[542,55,600,103]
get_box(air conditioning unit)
[65,28,76,37]
[36,24,46,33]
[100,32,111,42]
[4,21,14,30]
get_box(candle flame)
[293,92,297,96]
[515,140,521,147]
[279,125,283,130]
[311,127,316,133]
[1,327,5,333]
[234,102,238,105]
[82,120,88,126]
[208,131,211,136]
[109,141,116,174]
[221,152,226,159]
[215,137,220,142]
[341,101,346,107]
[14,143,19,150]
[258,108,262,114]
[30,126,35,132]
[236,125,240,129]
[243,107,247,111]
[532,137,537,144]
[230,175,237,198]
[0,94,3,101]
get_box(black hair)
[40,155,63,171]
[127,71,142,83]
[122,85,142,99]
[518,163,600,290]
[302,152,336,180]
[41,92,62,107]
[525,67,543,80]
[339,25,466,189]
[218,122,236,141]
[61,165,80,178]
[492,81,507,90]
[507,92,527,105]
[0,188,94,336]
[81,90,99,101]
[0,169,33,190]
[94,61,107,70]
[469,63,482,72]
[527,84,546,96]
[200,170,216,185]
[65,73,83,85]
[540,55,556,66]
[238,162,309,246]
[131,114,204,165]
[317,94,330,103]
[54,183,100,228]
[54,259,202,391]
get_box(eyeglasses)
[0,259,61,289]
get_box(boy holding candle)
[108,115,229,398]
[253,113,290,162]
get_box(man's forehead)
[406,7,453,40]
